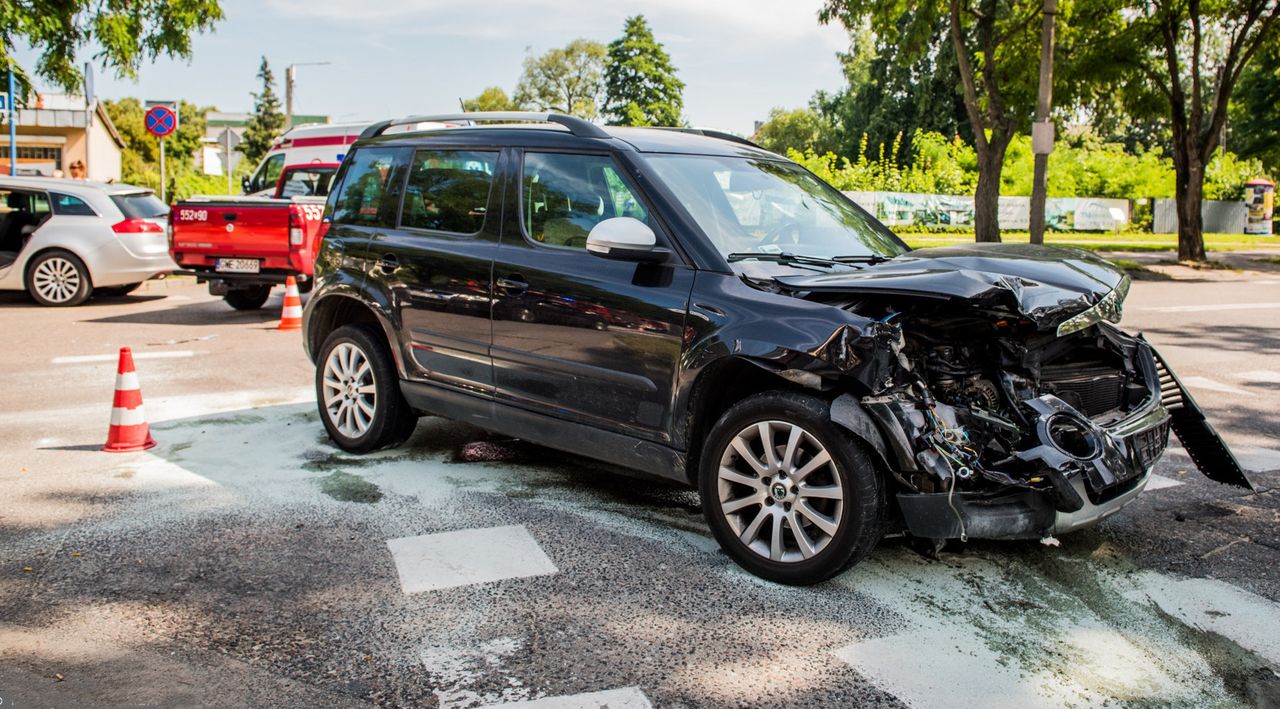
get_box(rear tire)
[316,324,417,453]
[699,391,886,585]
[27,250,92,306]
[224,285,272,310]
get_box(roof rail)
[653,127,762,149]
[359,112,611,140]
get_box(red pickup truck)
[169,164,336,310]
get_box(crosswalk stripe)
[387,525,557,594]
[475,688,653,709]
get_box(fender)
[829,394,892,470]
[302,285,405,377]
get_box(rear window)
[330,147,410,228]
[279,167,337,198]
[51,192,97,216]
[401,150,498,234]
[110,192,168,219]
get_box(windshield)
[644,155,907,262]
[279,167,337,198]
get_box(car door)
[365,146,503,397]
[0,187,51,286]
[491,149,694,444]
[322,145,412,296]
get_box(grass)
[898,231,1280,253]
[1255,256,1280,265]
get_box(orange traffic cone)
[278,276,303,331]
[103,347,156,452]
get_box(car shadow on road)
[0,291,170,308]
[80,296,290,326]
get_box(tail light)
[112,218,164,234]
[288,209,303,247]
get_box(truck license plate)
[216,258,260,274]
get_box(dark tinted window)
[522,152,651,249]
[110,192,168,218]
[331,148,410,228]
[401,150,498,234]
[50,192,97,216]
[279,167,337,198]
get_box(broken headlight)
[1056,276,1130,337]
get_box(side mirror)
[241,175,253,194]
[586,217,669,263]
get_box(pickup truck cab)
[169,163,336,309]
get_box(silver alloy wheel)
[322,342,378,438]
[32,256,82,304]
[717,420,844,563]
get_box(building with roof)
[0,94,126,181]
[198,111,330,176]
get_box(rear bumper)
[172,268,301,286]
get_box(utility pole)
[1028,0,1057,244]
[285,62,330,131]
[6,71,16,176]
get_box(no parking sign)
[144,104,178,138]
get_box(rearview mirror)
[586,217,669,263]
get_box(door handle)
[378,254,400,272]
[497,275,528,294]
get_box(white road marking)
[387,525,557,594]
[1145,474,1185,490]
[52,350,196,364]
[1235,369,1280,384]
[476,688,653,709]
[1233,445,1280,473]
[1180,376,1253,397]
[1124,574,1280,666]
[1140,302,1280,313]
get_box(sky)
[16,0,852,137]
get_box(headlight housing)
[1056,276,1130,337]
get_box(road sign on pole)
[217,128,242,195]
[144,102,178,203]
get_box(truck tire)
[699,391,886,585]
[224,285,272,311]
[316,324,417,453]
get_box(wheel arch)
[22,245,95,290]
[304,292,403,374]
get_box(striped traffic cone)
[277,276,303,331]
[103,347,156,452]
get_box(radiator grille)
[1041,363,1125,417]
[1129,421,1171,469]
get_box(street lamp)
[285,62,331,130]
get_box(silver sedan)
[0,177,176,306]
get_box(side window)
[522,153,652,249]
[248,153,285,193]
[50,192,97,216]
[330,147,410,228]
[401,149,498,235]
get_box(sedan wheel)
[27,251,92,306]
[322,342,378,439]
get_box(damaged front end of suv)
[757,243,1253,543]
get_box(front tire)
[316,324,417,453]
[27,250,92,306]
[699,391,885,585]
[224,285,272,310]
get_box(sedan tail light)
[112,218,165,234]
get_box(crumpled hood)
[773,243,1129,328]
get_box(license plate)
[216,258,260,274]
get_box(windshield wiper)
[726,252,841,267]
[831,254,893,264]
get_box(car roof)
[361,123,781,160]
[0,176,155,195]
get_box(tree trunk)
[1172,143,1208,262]
[973,130,1010,243]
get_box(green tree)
[462,86,521,112]
[103,97,228,199]
[755,107,835,155]
[514,40,607,119]
[1080,0,1280,260]
[821,0,1061,243]
[0,1,222,98]
[238,57,285,166]
[814,22,972,165]
[1228,38,1280,176]
[603,15,684,126]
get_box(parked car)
[302,112,1251,584]
[169,163,337,309]
[0,177,174,306]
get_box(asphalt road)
[1,261,1278,709]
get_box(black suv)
[303,112,1250,584]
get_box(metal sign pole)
[225,129,232,195]
[160,138,166,203]
[7,71,16,176]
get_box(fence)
[843,191,1132,231]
